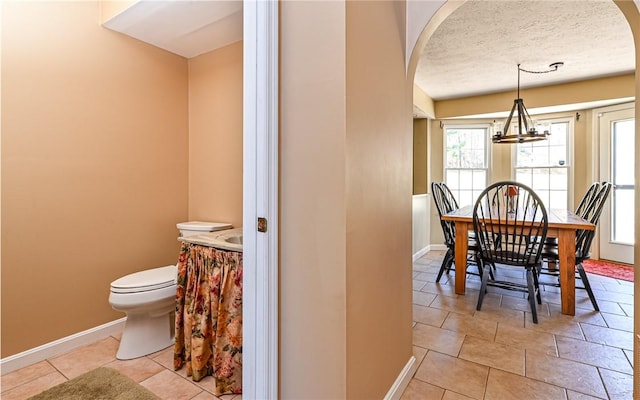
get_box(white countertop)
[178,228,243,252]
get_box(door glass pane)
[612,118,635,244]
[613,188,634,244]
[613,120,635,186]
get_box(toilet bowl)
[109,265,178,360]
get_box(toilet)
[109,221,232,360]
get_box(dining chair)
[542,182,601,249]
[540,181,613,311]
[431,182,482,283]
[473,181,548,323]
[575,182,601,217]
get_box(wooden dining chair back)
[575,182,601,217]
[576,182,612,258]
[473,181,548,323]
[431,182,481,282]
[432,182,456,248]
[541,181,613,311]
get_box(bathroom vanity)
[173,228,243,395]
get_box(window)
[514,118,572,209]
[444,126,489,207]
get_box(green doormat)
[28,367,160,400]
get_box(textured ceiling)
[414,0,635,102]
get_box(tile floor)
[0,332,242,400]
[401,250,634,400]
[1,249,634,399]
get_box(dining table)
[441,205,595,316]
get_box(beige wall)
[1,1,189,357]
[436,74,634,119]
[413,119,428,195]
[280,1,347,397]
[345,1,412,398]
[279,1,413,398]
[187,42,243,227]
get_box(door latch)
[257,217,267,233]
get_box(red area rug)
[583,259,634,282]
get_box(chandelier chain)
[518,62,564,74]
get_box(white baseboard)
[0,318,126,375]
[429,244,447,252]
[412,245,431,262]
[384,355,417,400]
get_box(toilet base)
[116,311,175,360]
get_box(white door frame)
[597,102,635,264]
[243,1,279,398]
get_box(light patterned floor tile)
[580,322,633,351]
[442,391,475,399]
[412,304,449,327]
[441,312,498,341]
[548,304,607,326]
[525,352,606,398]
[413,290,437,307]
[412,323,465,356]
[412,345,428,368]
[0,361,57,392]
[566,390,604,400]
[399,378,445,399]
[458,336,525,376]
[524,313,584,340]
[484,368,567,400]
[105,355,166,382]
[494,323,558,356]
[429,294,479,316]
[555,335,632,374]
[47,336,120,379]
[0,371,67,400]
[414,351,488,400]
[599,368,633,400]
[601,312,633,332]
[140,369,203,400]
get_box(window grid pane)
[514,120,570,209]
[444,127,488,207]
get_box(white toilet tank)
[176,221,232,237]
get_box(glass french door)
[599,105,635,264]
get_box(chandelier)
[492,62,563,144]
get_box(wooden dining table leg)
[454,221,469,295]
[557,229,576,315]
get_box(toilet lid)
[110,265,177,293]
[176,221,232,231]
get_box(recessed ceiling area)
[102,0,242,59]
[413,0,635,117]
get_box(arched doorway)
[405,0,639,397]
